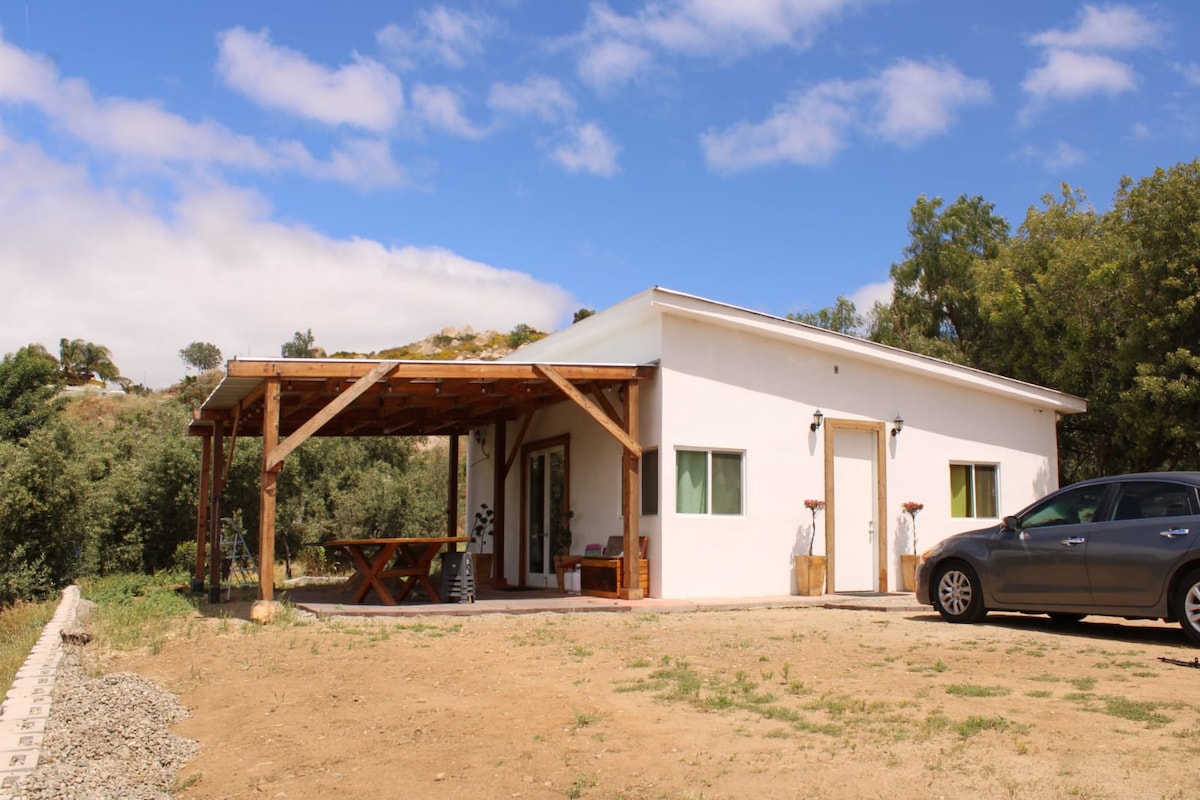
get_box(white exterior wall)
[653,314,1064,598]
[467,288,1080,599]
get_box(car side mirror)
[1002,515,1022,533]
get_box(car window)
[1105,481,1197,521]
[1020,484,1105,528]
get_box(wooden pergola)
[188,357,656,618]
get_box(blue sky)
[1,2,1196,387]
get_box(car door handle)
[1060,537,1086,546]
[1160,528,1190,538]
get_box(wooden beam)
[504,411,534,479]
[447,435,460,539]
[258,378,280,602]
[492,420,507,586]
[590,386,623,427]
[265,360,399,471]
[619,380,643,600]
[535,365,642,457]
[228,359,653,382]
[193,433,211,592]
[207,419,225,604]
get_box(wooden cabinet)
[580,558,649,599]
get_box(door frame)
[823,419,888,593]
[519,434,570,588]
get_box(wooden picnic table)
[322,537,468,605]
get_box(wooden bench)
[581,536,649,599]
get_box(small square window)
[950,464,998,518]
[676,449,743,515]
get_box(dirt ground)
[98,601,1200,800]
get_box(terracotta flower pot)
[898,554,918,592]
[795,555,827,596]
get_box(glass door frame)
[519,434,571,588]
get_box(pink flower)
[902,502,924,515]
[804,499,826,511]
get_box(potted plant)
[551,510,575,592]
[899,501,923,592]
[470,503,495,586]
[795,499,827,596]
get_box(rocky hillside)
[330,324,546,362]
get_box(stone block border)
[0,586,79,799]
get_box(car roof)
[1068,472,1200,488]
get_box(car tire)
[932,562,987,624]
[1047,613,1087,623]
[1176,568,1200,647]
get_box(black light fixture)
[891,414,904,437]
[810,409,824,432]
[474,428,486,446]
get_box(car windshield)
[1020,484,1104,528]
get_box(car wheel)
[932,562,987,624]
[1176,568,1200,647]
[1047,613,1087,623]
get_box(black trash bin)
[439,551,476,603]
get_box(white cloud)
[0,132,575,388]
[551,123,620,176]
[216,27,405,132]
[873,59,990,146]
[849,279,893,314]
[1043,140,1087,171]
[1019,5,1161,122]
[573,0,864,91]
[0,32,407,187]
[1028,4,1164,52]
[701,59,987,172]
[411,84,489,139]
[1022,49,1136,101]
[576,38,653,93]
[1175,62,1200,87]
[701,81,857,172]
[377,6,493,70]
[488,76,577,122]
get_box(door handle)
[1160,528,1190,538]
[1060,537,1086,546]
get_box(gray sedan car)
[915,472,1200,645]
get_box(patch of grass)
[1026,690,1053,698]
[955,715,1016,738]
[0,599,58,695]
[1070,677,1097,691]
[572,709,604,729]
[624,656,651,669]
[81,573,197,652]
[1098,696,1171,727]
[570,645,594,657]
[945,683,1011,698]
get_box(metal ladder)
[219,517,258,599]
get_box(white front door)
[832,428,879,592]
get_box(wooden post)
[492,421,507,586]
[193,433,211,592]
[258,378,280,604]
[620,380,643,600]
[207,419,225,605]
[447,434,460,539]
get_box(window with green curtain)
[676,450,708,513]
[641,449,659,516]
[974,465,998,517]
[950,465,970,517]
[711,452,742,515]
[950,463,998,518]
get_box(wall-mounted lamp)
[891,414,904,437]
[810,409,824,432]
[473,429,486,446]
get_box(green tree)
[179,341,223,373]
[572,308,595,323]
[281,329,317,358]
[788,296,864,334]
[0,345,64,442]
[0,421,91,601]
[874,195,1009,363]
[58,338,123,386]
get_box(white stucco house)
[465,287,1087,598]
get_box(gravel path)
[10,638,196,800]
